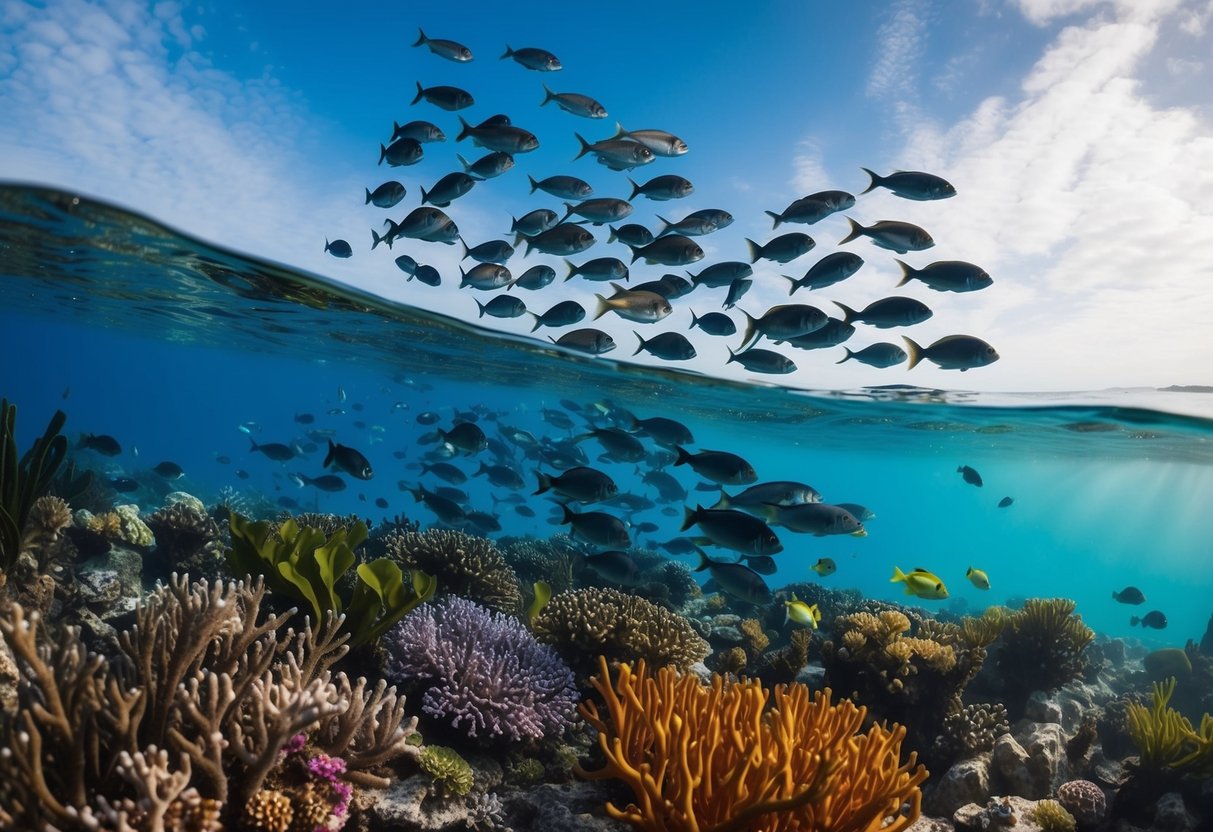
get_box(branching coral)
[385,528,522,613]
[994,598,1094,714]
[532,586,709,676]
[576,655,928,832]
[384,595,578,742]
[1127,677,1213,778]
[0,575,419,831]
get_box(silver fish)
[688,311,736,336]
[541,84,607,118]
[574,133,654,170]
[476,295,527,319]
[456,151,515,180]
[563,198,632,225]
[633,331,696,361]
[528,174,593,199]
[509,264,557,291]
[500,44,561,71]
[420,172,476,207]
[727,348,797,374]
[740,304,828,348]
[511,209,560,238]
[765,503,865,536]
[391,119,446,143]
[608,223,654,246]
[456,116,539,153]
[459,263,512,290]
[365,181,406,208]
[723,278,752,310]
[593,283,672,323]
[715,481,822,512]
[629,174,694,201]
[745,232,816,264]
[461,238,515,265]
[611,124,689,156]
[627,235,704,266]
[839,218,934,254]
[681,506,782,556]
[656,214,717,238]
[412,28,472,62]
[688,261,751,288]
[779,318,855,350]
[565,257,628,282]
[524,223,596,256]
[378,138,423,167]
[530,300,586,331]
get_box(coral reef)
[576,655,928,832]
[17,494,74,572]
[418,745,475,797]
[532,586,710,677]
[1032,798,1077,832]
[384,595,578,743]
[497,534,579,598]
[935,703,1010,760]
[384,528,522,613]
[1055,779,1106,827]
[146,498,224,581]
[0,575,419,831]
[992,599,1094,716]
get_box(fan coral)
[533,586,710,676]
[385,528,522,613]
[577,655,928,832]
[384,595,578,742]
[418,745,474,797]
[994,598,1094,715]
[1032,799,1077,832]
[146,500,224,580]
[1056,780,1106,827]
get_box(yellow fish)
[966,566,991,590]
[812,557,836,576]
[526,580,551,627]
[785,593,823,628]
[891,566,949,600]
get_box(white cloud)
[867,0,929,100]
[1166,56,1203,74]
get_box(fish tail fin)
[903,336,923,370]
[655,215,672,236]
[764,209,783,230]
[891,565,907,583]
[459,237,470,260]
[289,473,306,488]
[528,174,539,194]
[370,229,384,250]
[323,439,336,469]
[739,310,757,350]
[411,81,424,106]
[628,177,642,201]
[528,313,542,333]
[725,347,738,365]
[499,44,514,60]
[324,238,332,253]
[564,259,579,282]
[378,143,387,165]
[859,167,881,195]
[692,546,710,572]
[628,243,643,264]
[781,275,799,296]
[836,347,854,365]
[834,301,857,326]
[688,310,699,330]
[839,217,864,245]
[607,224,620,244]
[894,258,914,287]
[456,153,472,174]
[364,187,372,205]
[573,133,591,160]
[455,116,471,143]
[475,299,487,318]
[420,185,430,205]
[534,471,552,495]
[248,437,259,453]
[1130,616,1140,626]
[592,294,609,320]
[560,503,575,525]
[745,238,762,264]
[541,83,555,106]
[680,504,699,533]
[632,331,646,356]
[672,445,691,468]
[412,28,427,47]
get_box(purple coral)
[384,596,578,742]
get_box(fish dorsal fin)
[913,567,930,574]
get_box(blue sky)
[1,0,1211,392]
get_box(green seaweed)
[225,512,435,646]
[0,400,68,571]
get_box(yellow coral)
[1128,677,1213,777]
[739,618,770,653]
[577,655,927,832]
[902,637,957,673]
[841,630,867,652]
[878,610,911,636]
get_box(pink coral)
[1057,780,1106,826]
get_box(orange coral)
[577,655,927,832]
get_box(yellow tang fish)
[966,566,991,590]
[785,593,823,629]
[812,557,836,577]
[891,566,949,600]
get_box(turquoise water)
[2,183,1212,646]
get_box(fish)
[812,558,836,577]
[656,537,699,556]
[560,505,630,548]
[890,566,949,600]
[566,257,629,283]
[903,335,1000,371]
[689,311,737,336]
[836,298,932,329]
[784,252,865,294]
[723,278,752,310]
[657,214,718,238]
[745,233,815,264]
[501,45,562,72]
[958,465,983,487]
[528,174,593,199]
[726,348,796,375]
[740,304,828,348]
[516,505,536,518]
[324,440,373,480]
[455,116,538,153]
[511,209,560,238]
[412,81,474,111]
[895,260,991,293]
[564,198,633,225]
[215,455,231,464]
[629,416,693,447]
[860,168,956,201]
[524,224,596,257]
[416,411,440,425]
[742,555,778,575]
[626,236,704,266]
[412,28,473,62]
[836,343,907,368]
[249,438,295,461]
[456,151,515,180]
[695,549,772,605]
[641,469,689,503]
[438,422,488,454]
[629,174,694,201]
[108,477,139,493]
[375,497,389,509]
[78,436,121,456]
[375,207,449,248]
[364,181,407,208]
[509,265,558,291]
[475,462,525,490]
[460,263,512,291]
[324,239,353,258]
[536,466,618,503]
[420,172,476,207]
[420,461,467,484]
[378,138,423,167]
[1131,611,1168,629]
[527,580,552,631]
[407,485,466,525]
[390,120,446,143]
[411,265,442,287]
[593,284,672,323]
[1112,586,1146,604]
[966,566,991,590]
[573,133,654,170]
[461,239,515,265]
[235,469,250,480]
[764,503,864,537]
[674,447,757,485]
[291,473,347,492]
[687,261,751,289]
[584,550,643,585]
[682,506,782,556]
[576,428,647,462]
[550,328,617,355]
[998,496,1014,508]
[295,412,316,425]
[530,300,586,332]
[785,593,823,628]
[476,295,527,319]
[839,218,934,254]
[633,332,696,361]
[541,84,607,118]
[152,461,184,479]
[836,502,875,522]
[779,318,855,350]
[608,223,654,247]
[765,190,856,227]
[715,481,822,512]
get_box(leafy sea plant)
[1127,676,1213,778]
[0,399,68,572]
[226,512,436,646]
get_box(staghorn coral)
[385,528,522,613]
[146,500,224,581]
[1056,780,1106,827]
[1127,676,1213,778]
[418,745,474,797]
[1032,799,1077,832]
[576,655,928,832]
[384,595,578,742]
[533,586,709,677]
[994,598,1094,715]
[0,575,419,831]
[933,703,1009,760]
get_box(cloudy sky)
[1,0,1210,393]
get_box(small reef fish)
[1112,586,1146,604]
[764,503,865,537]
[958,465,983,487]
[437,422,488,454]
[695,549,771,605]
[835,297,932,329]
[528,174,593,200]
[726,348,796,375]
[530,300,586,332]
[860,168,956,201]
[593,284,672,323]
[476,296,527,319]
[560,505,630,548]
[836,343,907,368]
[535,466,618,503]
[745,232,816,264]
[510,265,558,291]
[891,566,949,600]
[324,239,353,258]
[390,120,445,143]
[629,174,694,201]
[674,447,757,485]
[681,505,782,556]
[1132,610,1167,629]
[375,498,389,509]
[785,594,823,628]
[456,117,539,154]
[966,566,991,590]
[715,481,822,512]
[152,461,184,479]
[998,496,1014,508]
[412,28,473,62]
[249,439,295,461]
[324,440,373,480]
[812,558,836,577]
[457,151,515,180]
[784,252,865,294]
[689,311,736,336]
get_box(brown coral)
[385,528,522,613]
[995,598,1094,715]
[147,501,224,581]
